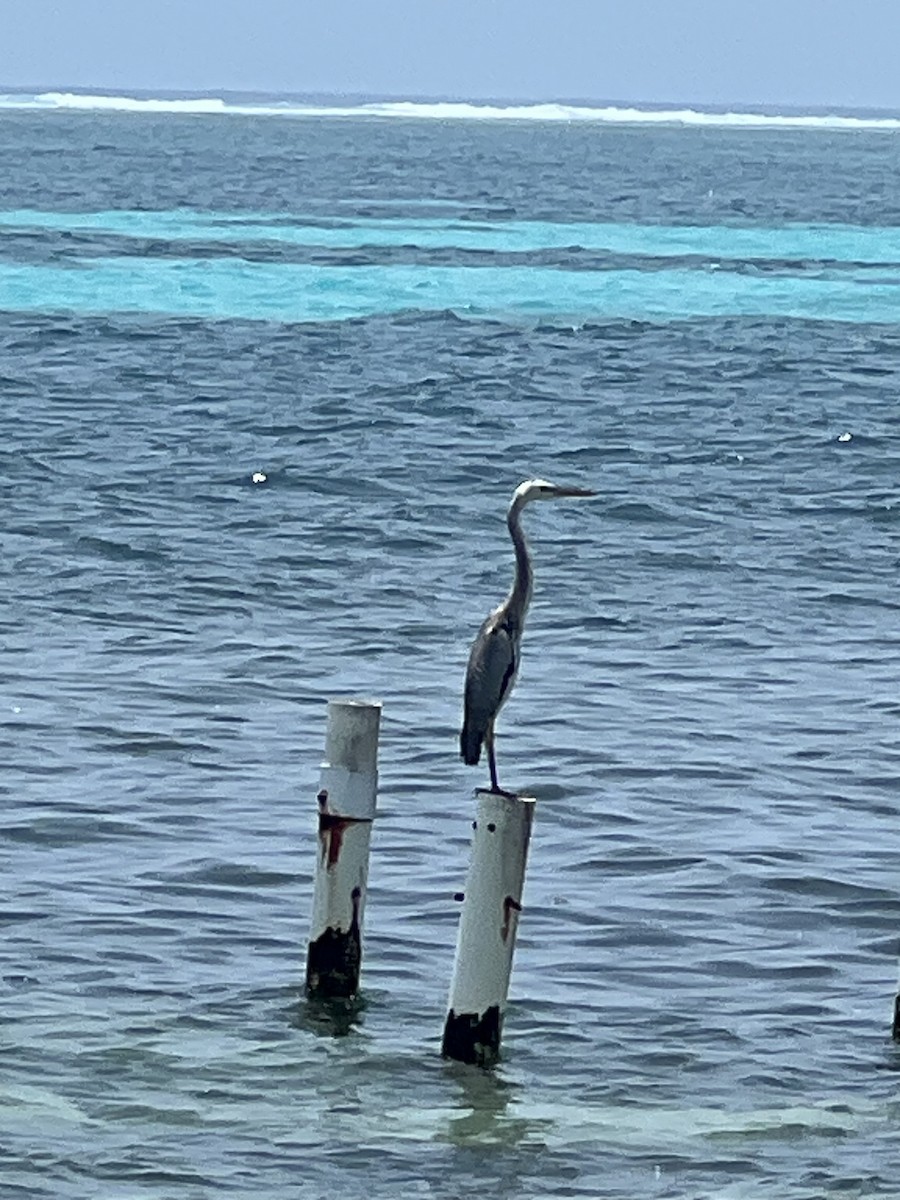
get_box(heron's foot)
[478,785,520,800]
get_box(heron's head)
[513,478,597,506]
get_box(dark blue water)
[2,108,900,1199]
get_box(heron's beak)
[554,485,598,498]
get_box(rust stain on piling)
[318,811,353,868]
[316,788,370,869]
[501,895,522,943]
[306,886,363,999]
[441,1005,502,1067]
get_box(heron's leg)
[485,723,518,798]
[485,721,500,792]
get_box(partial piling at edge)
[442,789,535,1067]
[305,699,381,1001]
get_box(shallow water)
[2,111,900,1198]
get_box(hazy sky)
[3,0,900,110]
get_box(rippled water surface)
[3,111,900,1199]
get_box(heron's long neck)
[505,499,533,632]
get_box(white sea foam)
[3,91,900,130]
[6,91,276,115]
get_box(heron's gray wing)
[460,615,517,764]
[463,614,518,732]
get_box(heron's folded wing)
[463,618,517,731]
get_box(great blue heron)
[460,478,597,795]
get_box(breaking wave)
[2,91,900,130]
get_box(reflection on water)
[442,1066,549,1148]
[292,993,368,1040]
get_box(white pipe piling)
[441,789,535,1066]
[305,699,381,1000]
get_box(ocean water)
[2,96,900,1199]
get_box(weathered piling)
[441,789,535,1066]
[305,699,381,1000]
